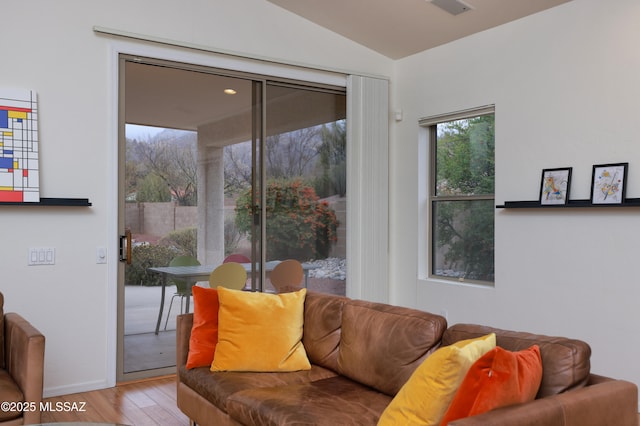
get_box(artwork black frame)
[590,162,628,205]
[539,167,572,205]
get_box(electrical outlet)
[28,247,55,265]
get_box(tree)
[317,120,346,197]
[223,142,252,197]
[235,179,339,261]
[265,127,321,179]
[136,172,171,202]
[125,139,145,200]
[135,134,198,206]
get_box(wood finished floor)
[40,375,189,426]
[38,376,640,425]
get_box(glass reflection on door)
[262,83,347,294]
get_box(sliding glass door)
[117,55,346,381]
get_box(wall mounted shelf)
[496,198,640,209]
[0,197,92,207]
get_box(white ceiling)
[266,0,573,59]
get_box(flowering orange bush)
[235,179,339,260]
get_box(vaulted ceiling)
[266,0,573,59]
[125,0,573,134]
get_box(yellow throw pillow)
[377,333,496,426]
[211,287,311,372]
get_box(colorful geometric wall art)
[0,89,39,203]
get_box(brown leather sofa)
[0,292,45,425]
[176,291,638,426]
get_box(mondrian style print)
[0,89,39,202]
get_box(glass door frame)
[251,79,265,293]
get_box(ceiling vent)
[430,0,473,16]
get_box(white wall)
[1,0,392,396]
[6,0,638,401]
[391,0,640,393]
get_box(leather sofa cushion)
[0,369,24,422]
[226,376,392,425]
[302,292,347,372]
[337,299,447,396]
[178,364,337,412]
[442,324,591,397]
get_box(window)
[423,107,495,284]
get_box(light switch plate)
[96,247,107,264]
[28,247,55,265]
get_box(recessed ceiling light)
[224,88,237,95]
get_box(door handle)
[119,228,132,265]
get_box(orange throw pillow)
[440,345,543,425]
[185,286,219,369]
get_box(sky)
[125,124,165,140]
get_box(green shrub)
[125,244,176,286]
[161,227,197,258]
[235,179,338,261]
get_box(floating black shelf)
[496,198,640,209]
[0,197,92,207]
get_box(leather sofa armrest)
[176,313,193,368]
[4,312,45,424]
[587,373,615,385]
[448,378,638,426]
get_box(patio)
[124,275,346,373]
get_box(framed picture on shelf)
[540,167,572,205]
[590,162,628,205]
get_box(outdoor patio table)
[147,261,317,334]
